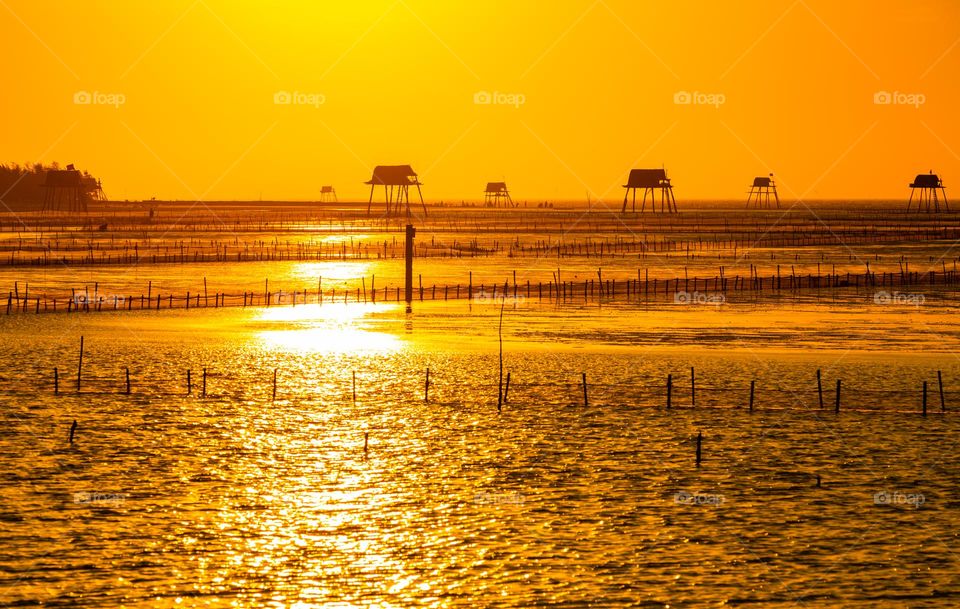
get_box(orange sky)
[1,0,958,202]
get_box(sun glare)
[256,302,401,353]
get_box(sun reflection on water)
[292,261,373,283]
[256,302,402,354]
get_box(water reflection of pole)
[405,224,415,306]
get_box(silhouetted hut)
[908,172,948,212]
[41,166,87,212]
[320,185,337,203]
[484,182,513,207]
[365,165,426,217]
[621,168,677,213]
[746,174,780,209]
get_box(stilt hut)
[320,186,337,203]
[621,168,677,213]
[365,165,426,217]
[908,172,948,212]
[746,174,779,209]
[484,182,513,207]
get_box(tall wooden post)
[405,225,416,304]
[938,370,946,412]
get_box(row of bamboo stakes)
[3,208,960,265]
[6,205,959,233]
[6,266,959,315]
[56,337,949,415]
[4,228,960,267]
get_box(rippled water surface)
[3,297,960,607]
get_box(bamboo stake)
[497,298,505,413]
[939,370,946,412]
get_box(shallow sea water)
[2,297,960,607]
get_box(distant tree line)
[0,163,101,210]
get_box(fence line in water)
[4,267,959,315]
[2,227,960,267]
[2,207,960,268]
[18,351,955,417]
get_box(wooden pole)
[54,367,59,394]
[581,372,588,407]
[938,370,946,412]
[405,224,415,304]
[187,369,192,395]
[76,336,84,392]
[202,368,207,398]
[498,299,505,413]
[69,420,77,445]
[425,367,430,402]
[749,380,755,411]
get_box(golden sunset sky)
[2,0,958,202]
